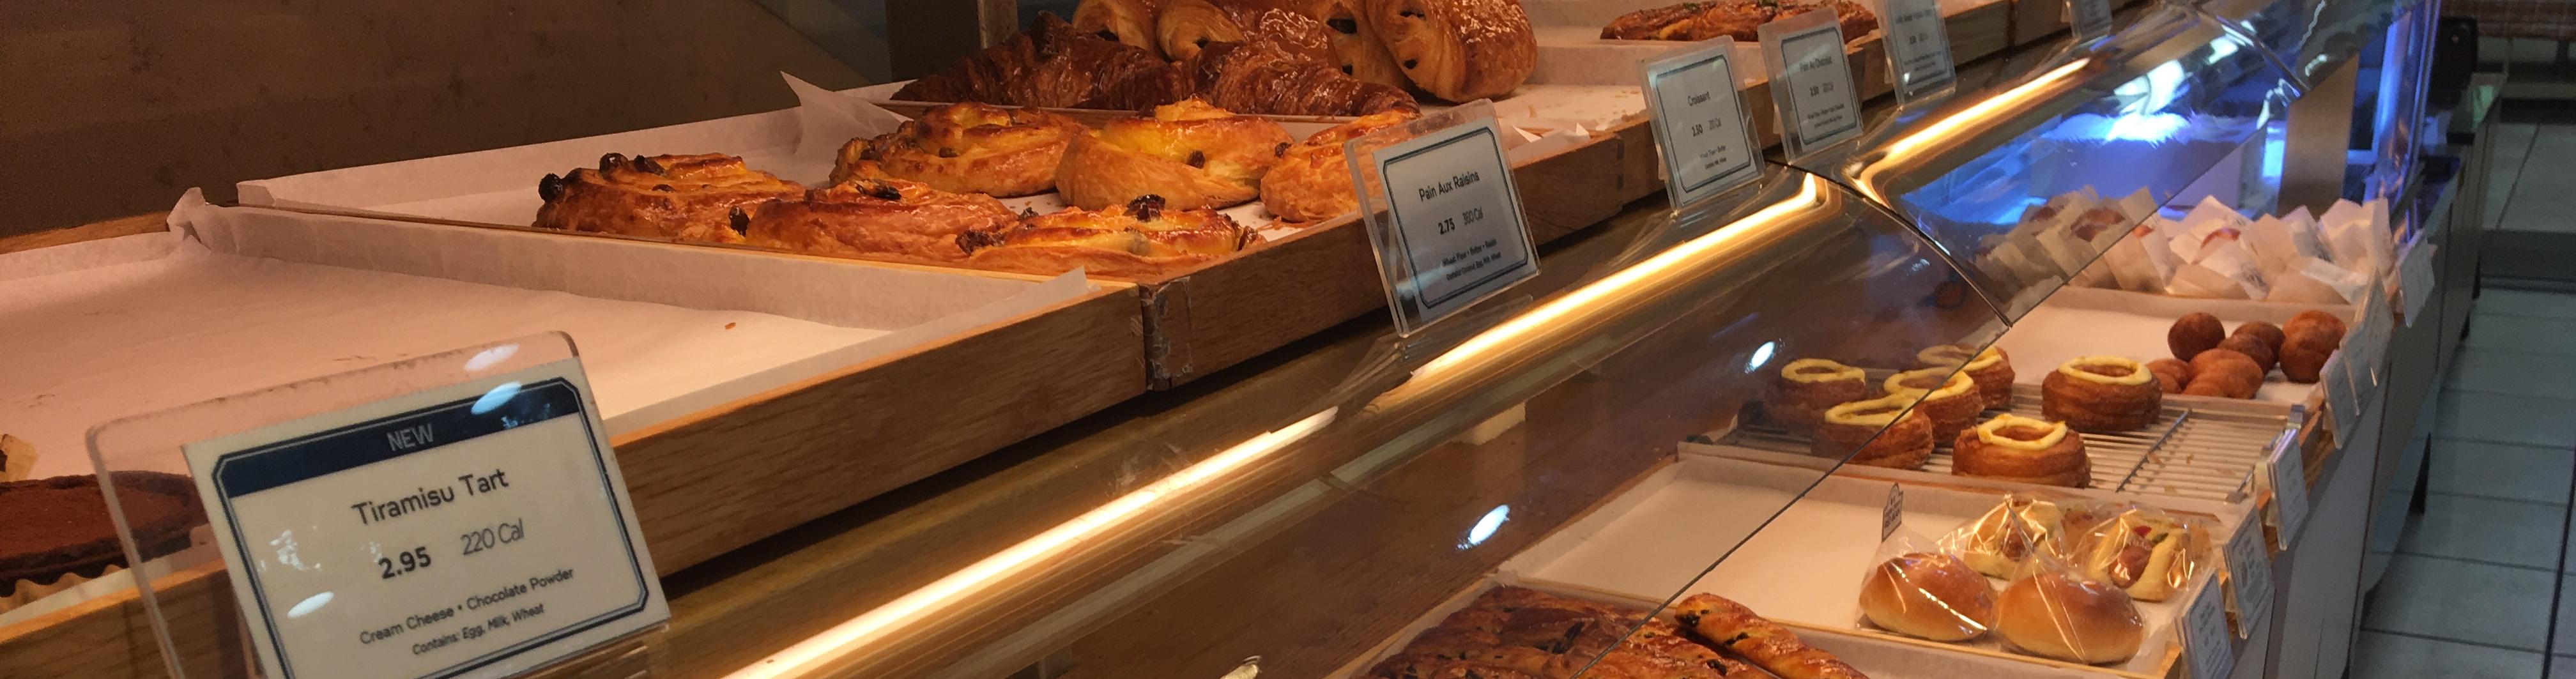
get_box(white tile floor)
[2352,122,2576,678]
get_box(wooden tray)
[0,212,1149,678]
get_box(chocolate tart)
[0,472,204,597]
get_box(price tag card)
[2398,241,2437,327]
[2068,0,2115,40]
[187,360,666,679]
[1880,484,1906,541]
[2320,351,2359,445]
[1876,0,1958,102]
[1358,115,1540,336]
[2184,586,2237,679]
[2220,522,2276,637]
[1759,11,1862,159]
[2264,455,2310,551]
[1641,38,1762,209]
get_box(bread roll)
[1995,570,2145,664]
[2168,312,2224,361]
[1862,553,1998,641]
[2216,333,2277,374]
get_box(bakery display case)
[0,0,2462,675]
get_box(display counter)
[0,0,2473,676]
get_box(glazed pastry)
[1919,344,2015,410]
[1601,1,1776,41]
[535,153,804,244]
[1860,553,1998,641]
[2144,358,2193,394]
[2168,312,2225,361]
[958,195,1262,277]
[2040,356,2163,432]
[1814,395,1935,470]
[1158,0,1336,63]
[894,13,1191,111]
[1672,593,1873,679]
[1772,358,1868,431]
[1372,586,1736,679]
[2076,512,2201,602]
[742,169,1022,263]
[1365,0,1538,102]
[834,103,1085,197]
[1261,109,1420,223]
[1780,0,1882,42]
[1994,570,2145,664]
[2216,333,2277,374]
[1884,368,1982,441]
[1952,496,2068,578]
[1952,414,2092,488]
[1056,98,1294,210]
[2186,348,2264,399]
[1294,0,1408,86]
[1071,0,1172,57]
[1181,40,1420,116]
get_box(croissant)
[1071,0,1172,58]
[741,165,1022,263]
[1055,98,1293,210]
[835,102,1084,197]
[1673,593,1872,679]
[1365,0,1538,102]
[1261,108,1418,222]
[1158,0,1337,63]
[958,195,1262,277]
[1289,0,1408,86]
[533,153,803,245]
[1181,40,1419,116]
[894,13,1190,111]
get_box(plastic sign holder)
[2182,582,2236,679]
[1760,11,1864,163]
[1640,38,1764,211]
[2068,0,2115,42]
[90,332,666,679]
[1873,0,1959,103]
[2218,517,2274,638]
[1346,102,1541,337]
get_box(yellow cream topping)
[1825,394,1916,427]
[1781,358,1864,384]
[1975,414,2069,450]
[1918,344,2003,371]
[1884,369,1976,401]
[2057,356,2154,386]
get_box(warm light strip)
[727,408,1339,679]
[1414,174,1829,378]
[1849,58,2094,205]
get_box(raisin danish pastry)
[959,195,1261,277]
[1056,98,1294,211]
[1182,40,1418,116]
[1071,0,1172,58]
[1261,109,1418,222]
[1365,0,1538,102]
[834,103,1084,198]
[535,153,803,244]
[1158,0,1337,63]
[741,167,1022,263]
[894,13,1190,111]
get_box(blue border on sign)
[1383,126,1533,312]
[208,378,651,679]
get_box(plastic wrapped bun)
[1994,566,2145,664]
[1941,494,2071,579]
[1859,552,1997,641]
[2071,505,2209,602]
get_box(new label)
[187,360,667,679]
[1641,38,1762,208]
[1358,116,1540,335]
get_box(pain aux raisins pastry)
[834,102,1085,198]
[1952,414,2091,488]
[535,153,804,244]
[1259,109,1419,223]
[1883,367,1981,441]
[740,167,1024,264]
[1772,358,1868,432]
[1814,393,1935,469]
[2040,356,2162,432]
[1055,98,1293,211]
[1,473,205,606]
[958,195,1262,277]
[1918,344,2014,410]
[1367,586,1751,679]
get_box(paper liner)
[0,525,216,622]
[0,564,115,616]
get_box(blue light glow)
[288,591,334,618]
[1460,505,1510,549]
[471,381,522,415]
[1747,342,1777,372]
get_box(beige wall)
[3,1,868,236]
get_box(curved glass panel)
[1832,4,2299,319]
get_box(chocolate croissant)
[1071,0,1172,58]
[1158,0,1337,63]
[893,13,1190,111]
[1289,0,1407,87]
[1365,0,1538,102]
[534,153,803,244]
[1181,40,1419,116]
